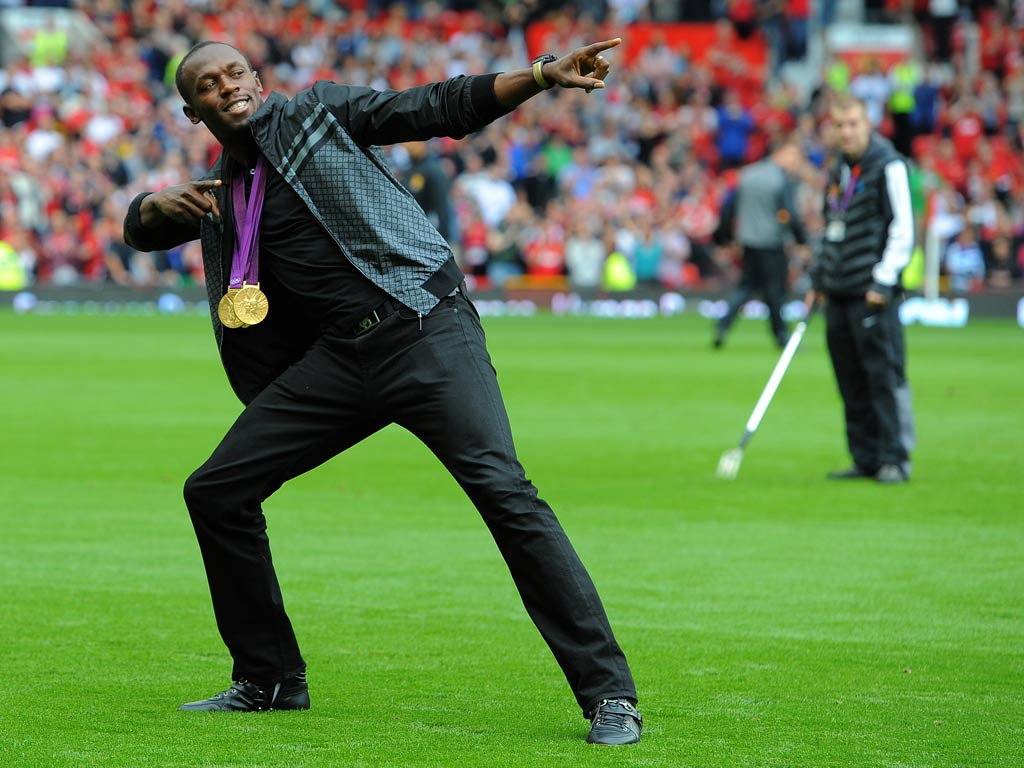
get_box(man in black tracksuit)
[808,94,916,484]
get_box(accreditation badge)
[826,219,846,242]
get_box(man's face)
[181,44,263,143]
[831,105,871,159]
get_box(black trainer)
[826,465,875,480]
[179,671,310,711]
[586,698,643,745]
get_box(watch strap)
[532,59,553,90]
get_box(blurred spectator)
[456,153,516,229]
[944,227,986,292]
[728,0,757,39]
[565,218,605,289]
[911,65,942,136]
[0,0,1019,296]
[0,239,28,290]
[399,141,456,243]
[523,217,567,277]
[633,215,665,285]
[716,89,754,169]
[485,196,534,286]
[757,0,786,79]
[850,58,891,128]
[784,0,809,63]
[601,229,637,291]
[926,0,960,63]
[888,58,919,156]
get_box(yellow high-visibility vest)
[602,251,636,292]
[31,28,68,66]
[0,241,28,290]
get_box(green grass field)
[1,308,1021,767]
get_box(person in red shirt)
[524,219,567,277]
[785,0,810,61]
[949,101,984,163]
[932,136,967,192]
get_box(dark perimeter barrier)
[2,284,1023,328]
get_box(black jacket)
[124,75,507,402]
[813,134,914,299]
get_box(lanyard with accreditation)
[826,163,860,243]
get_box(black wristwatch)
[531,54,558,90]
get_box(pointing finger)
[582,38,622,56]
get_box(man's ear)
[183,104,201,125]
[254,71,263,91]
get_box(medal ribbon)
[829,164,860,214]
[229,156,268,289]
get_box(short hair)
[174,41,252,105]
[830,92,868,117]
[770,134,802,154]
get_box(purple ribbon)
[829,165,860,215]
[229,156,268,289]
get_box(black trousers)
[182,291,636,715]
[825,296,915,472]
[717,246,789,345]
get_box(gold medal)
[218,288,247,329]
[233,282,269,326]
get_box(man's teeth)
[227,100,247,112]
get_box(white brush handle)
[745,320,807,433]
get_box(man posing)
[123,40,642,745]
[808,93,916,484]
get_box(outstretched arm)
[493,38,622,110]
[326,38,623,146]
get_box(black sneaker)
[826,465,875,480]
[179,671,310,711]
[875,464,909,484]
[586,698,643,745]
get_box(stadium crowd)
[0,0,1022,294]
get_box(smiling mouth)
[225,98,249,114]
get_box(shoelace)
[591,700,640,731]
[223,680,261,705]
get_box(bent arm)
[123,193,199,252]
[872,160,914,297]
[123,179,222,252]
[782,180,807,245]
